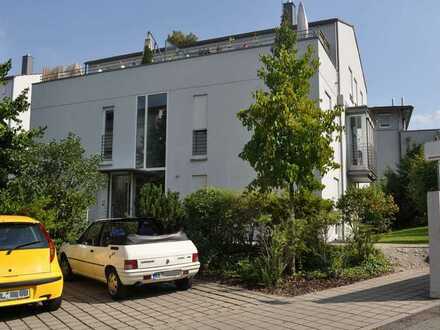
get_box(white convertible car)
[59,218,200,299]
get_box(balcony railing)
[101,134,113,162]
[350,143,376,174]
[41,29,331,82]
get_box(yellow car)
[0,216,63,310]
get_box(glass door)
[111,174,131,218]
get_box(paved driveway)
[0,270,438,330]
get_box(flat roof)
[84,18,346,66]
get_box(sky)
[1,0,439,130]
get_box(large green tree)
[0,60,42,188]
[237,22,343,273]
[237,23,343,197]
[1,134,105,242]
[383,145,438,228]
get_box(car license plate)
[152,272,161,280]
[0,288,30,301]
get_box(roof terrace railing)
[41,29,331,82]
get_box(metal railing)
[41,29,331,82]
[350,143,376,174]
[101,134,113,162]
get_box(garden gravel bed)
[377,244,429,272]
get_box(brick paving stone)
[1,269,439,329]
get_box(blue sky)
[1,0,439,129]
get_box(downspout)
[335,22,346,241]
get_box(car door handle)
[110,246,119,251]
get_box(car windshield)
[0,223,48,251]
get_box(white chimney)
[145,31,154,51]
[297,2,309,33]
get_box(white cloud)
[411,110,440,129]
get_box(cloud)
[411,110,440,129]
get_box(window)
[349,67,353,102]
[325,92,332,110]
[111,174,131,218]
[193,95,208,157]
[101,107,114,162]
[377,114,392,129]
[0,223,48,251]
[79,223,103,246]
[350,116,363,166]
[135,96,146,168]
[354,78,358,105]
[146,94,167,168]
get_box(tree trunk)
[289,184,296,275]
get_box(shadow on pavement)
[316,274,430,304]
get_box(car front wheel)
[106,269,127,300]
[175,278,192,290]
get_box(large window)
[101,107,114,162]
[193,95,208,157]
[136,96,146,168]
[350,116,363,166]
[135,94,167,169]
[147,94,167,168]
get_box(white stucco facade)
[0,74,41,130]
[31,18,370,241]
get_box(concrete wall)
[401,129,440,156]
[12,74,41,130]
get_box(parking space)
[0,270,438,330]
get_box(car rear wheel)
[60,255,74,281]
[43,297,62,311]
[175,277,192,290]
[106,269,127,300]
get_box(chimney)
[401,97,405,106]
[282,1,296,26]
[21,54,33,75]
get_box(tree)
[167,31,198,48]
[337,185,399,233]
[383,145,438,228]
[237,23,342,196]
[137,183,184,232]
[142,44,154,65]
[0,134,105,242]
[237,22,343,273]
[0,60,43,188]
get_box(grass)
[377,226,429,244]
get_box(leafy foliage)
[0,60,43,188]
[383,145,438,228]
[337,185,399,233]
[142,45,154,65]
[137,183,185,232]
[237,23,343,193]
[0,134,105,241]
[166,31,198,48]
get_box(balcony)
[101,134,113,162]
[41,29,331,82]
[348,143,377,182]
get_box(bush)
[337,185,398,233]
[137,184,184,232]
[383,145,438,228]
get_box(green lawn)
[377,226,429,244]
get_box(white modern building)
[32,2,427,241]
[0,55,41,130]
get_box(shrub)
[337,185,398,233]
[183,188,247,268]
[137,184,185,232]
[383,145,438,228]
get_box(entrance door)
[111,174,131,218]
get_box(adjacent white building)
[0,55,41,130]
[32,2,422,241]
